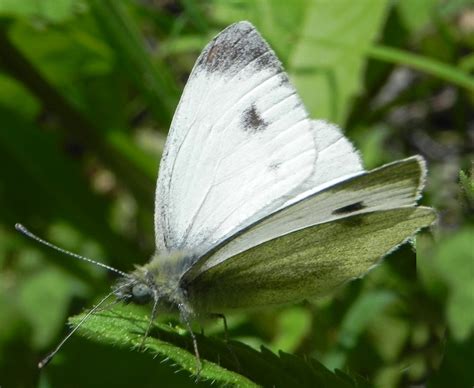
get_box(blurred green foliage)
[0,0,472,387]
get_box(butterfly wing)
[154,22,363,256]
[183,157,436,310]
[187,207,435,311]
[186,156,425,274]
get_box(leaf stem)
[368,44,474,91]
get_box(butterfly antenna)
[38,289,116,368]
[15,223,129,278]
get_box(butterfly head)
[113,251,196,309]
[125,282,154,304]
[113,270,156,305]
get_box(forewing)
[186,156,426,276]
[155,21,318,255]
[187,207,436,312]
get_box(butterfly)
[20,21,436,369]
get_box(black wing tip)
[195,21,276,75]
[223,20,256,34]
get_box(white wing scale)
[154,22,430,288]
[155,22,363,257]
[155,22,317,255]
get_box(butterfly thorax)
[113,251,197,314]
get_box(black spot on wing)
[242,104,267,132]
[195,22,281,75]
[332,201,366,215]
[269,161,281,171]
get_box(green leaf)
[88,0,180,126]
[397,0,437,33]
[0,74,40,119]
[323,290,395,369]
[428,334,474,388]
[0,106,138,271]
[288,0,390,125]
[43,334,213,388]
[270,306,312,353]
[70,307,371,387]
[419,227,474,341]
[0,25,157,210]
[17,269,79,348]
[0,0,81,23]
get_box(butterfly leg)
[210,313,229,342]
[140,290,159,350]
[210,313,241,371]
[179,304,202,378]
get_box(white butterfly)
[25,21,435,368]
[119,21,435,315]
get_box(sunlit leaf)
[70,307,371,387]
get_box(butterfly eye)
[132,283,152,304]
